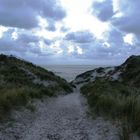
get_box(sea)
[43,65,102,82]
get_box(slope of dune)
[0,54,72,118]
[73,55,140,139]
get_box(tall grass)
[0,84,70,119]
[81,79,140,136]
[0,54,73,119]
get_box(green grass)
[0,54,73,119]
[81,79,140,136]
[121,55,140,88]
[79,55,140,138]
[0,86,61,119]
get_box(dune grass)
[0,54,73,119]
[0,85,63,119]
[81,79,140,136]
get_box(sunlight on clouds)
[0,26,8,38]
[38,16,49,28]
[39,41,63,54]
[12,30,18,40]
[35,29,53,39]
[68,45,75,53]
[35,0,110,46]
[60,0,109,39]
[39,41,46,50]
[103,42,111,48]
[112,0,120,12]
[51,40,63,54]
[34,28,63,40]
[76,46,83,55]
[123,34,134,45]
[34,16,64,40]
[112,0,124,18]
[39,40,63,54]
[0,0,139,65]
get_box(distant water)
[43,65,102,82]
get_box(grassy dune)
[80,55,140,137]
[0,54,72,118]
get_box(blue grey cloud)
[44,39,52,45]
[104,28,124,47]
[92,0,114,21]
[0,29,53,57]
[0,28,138,65]
[65,31,95,43]
[0,0,66,29]
[47,23,56,31]
[92,0,140,39]
[91,0,140,63]
[18,33,39,43]
[64,28,136,64]
[111,0,140,36]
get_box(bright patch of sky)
[60,0,109,38]
[76,46,83,55]
[123,34,134,45]
[68,45,75,53]
[38,16,49,29]
[103,42,111,48]
[12,30,18,40]
[0,26,8,38]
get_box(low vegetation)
[80,55,140,138]
[0,54,72,119]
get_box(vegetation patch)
[0,54,73,119]
[80,56,140,139]
[81,79,140,136]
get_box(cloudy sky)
[0,0,140,65]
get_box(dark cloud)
[65,31,95,43]
[47,21,56,31]
[92,0,114,21]
[18,33,39,43]
[104,28,124,47]
[44,39,52,45]
[111,0,140,36]
[0,0,66,29]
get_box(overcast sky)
[0,0,140,65]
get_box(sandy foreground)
[0,86,120,140]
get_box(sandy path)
[0,88,119,140]
[22,88,119,140]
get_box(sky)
[0,0,140,65]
